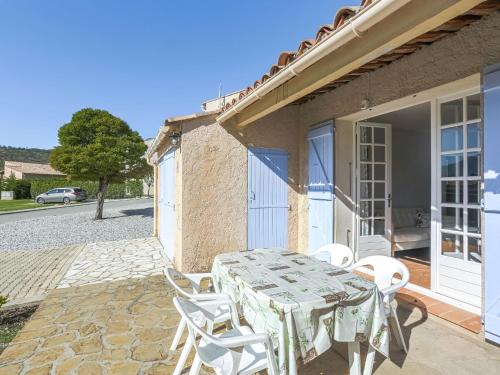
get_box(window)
[439,93,482,263]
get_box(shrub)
[1,176,31,199]
[29,178,138,199]
[126,179,143,197]
[0,295,7,308]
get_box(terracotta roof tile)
[4,161,65,176]
[221,1,369,112]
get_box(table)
[212,249,389,375]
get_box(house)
[2,161,65,179]
[148,0,500,345]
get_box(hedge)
[27,178,144,199]
[0,176,31,199]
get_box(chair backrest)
[311,243,354,268]
[351,255,409,300]
[164,267,201,299]
[173,297,241,374]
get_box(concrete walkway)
[0,237,168,308]
[1,273,499,374]
[0,246,83,307]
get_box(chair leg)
[188,354,202,375]
[170,317,186,351]
[363,345,376,375]
[389,305,408,353]
[348,342,362,375]
[172,335,192,375]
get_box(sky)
[0,0,347,149]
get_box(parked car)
[36,187,87,204]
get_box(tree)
[50,108,147,219]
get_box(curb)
[0,197,152,216]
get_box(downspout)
[217,0,411,124]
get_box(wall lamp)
[169,132,181,146]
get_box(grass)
[0,303,38,354]
[0,199,57,212]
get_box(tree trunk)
[94,177,108,220]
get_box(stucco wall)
[178,107,300,272]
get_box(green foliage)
[126,179,143,197]
[0,295,7,308]
[29,178,142,199]
[49,109,148,182]
[0,146,51,170]
[0,175,31,199]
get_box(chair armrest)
[195,294,241,327]
[380,284,401,298]
[185,272,213,285]
[219,333,270,348]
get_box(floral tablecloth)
[212,249,389,374]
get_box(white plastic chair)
[310,243,354,268]
[165,267,234,375]
[349,255,409,353]
[173,296,279,375]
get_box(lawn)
[0,199,56,212]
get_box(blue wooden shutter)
[248,148,289,249]
[308,123,335,261]
[484,64,500,344]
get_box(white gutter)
[216,0,411,124]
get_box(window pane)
[467,123,481,149]
[360,145,372,162]
[373,219,385,235]
[374,127,385,144]
[468,181,480,204]
[374,146,385,162]
[360,127,372,143]
[441,99,463,125]
[467,152,481,177]
[468,237,482,263]
[441,154,463,177]
[374,201,385,217]
[466,94,481,121]
[360,220,371,236]
[360,163,372,180]
[441,233,463,258]
[374,164,385,181]
[442,207,463,231]
[360,201,372,218]
[442,181,463,204]
[441,126,463,151]
[360,182,372,199]
[467,208,481,234]
[374,183,385,199]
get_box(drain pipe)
[217,0,412,123]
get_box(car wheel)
[63,197,70,204]
[37,198,45,204]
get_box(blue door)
[308,123,334,261]
[484,64,500,344]
[159,149,176,261]
[248,148,289,249]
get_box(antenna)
[219,83,224,109]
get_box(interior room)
[367,102,432,288]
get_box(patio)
[1,273,499,375]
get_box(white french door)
[436,91,482,307]
[356,122,392,259]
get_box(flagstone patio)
[1,273,499,375]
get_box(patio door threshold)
[357,266,480,315]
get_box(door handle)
[387,193,392,208]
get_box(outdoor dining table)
[211,248,390,375]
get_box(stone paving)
[1,273,500,375]
[57,238,169,289]
[0,246,84,307]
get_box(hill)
[0,146,51,170]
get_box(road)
[0,198,153,224]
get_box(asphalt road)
[0,198,153,224]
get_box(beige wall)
[176,108,300,272]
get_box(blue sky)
[0,0,346,149]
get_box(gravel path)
[0,201,153,251]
